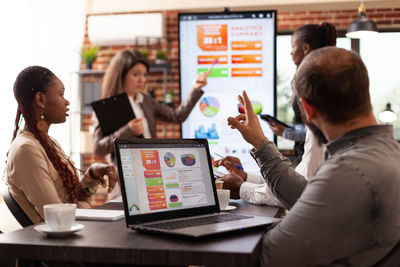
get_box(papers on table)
[76,209,124,221]
[108,196,123,203]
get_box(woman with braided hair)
[5,66,118,224]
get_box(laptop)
[114,138,280,238]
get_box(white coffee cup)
[215,180,224,190]
[44,203,76,231]
[217,189,230,210]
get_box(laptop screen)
[115,139,218,222]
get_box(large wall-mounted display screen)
[179,10,276,172]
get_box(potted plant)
[81,46,99,69]
[155,49,167,64]
[139,48,149,59]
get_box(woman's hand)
[213,156,247,181]
[87,163,118,193]
[128,118,144,136]
[227,91,267,149]
[269,122,286,137]
[219,173,244,199]
[193,69,211,90]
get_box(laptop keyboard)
[145,213,253,230]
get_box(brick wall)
[80,7,400,167]
[278,8,400,31]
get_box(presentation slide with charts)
[179,11,277,172]
[119,145,216,216]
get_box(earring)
[36,105,47,131]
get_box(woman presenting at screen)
[92,50,210,198]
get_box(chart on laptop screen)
[179,10,277,173]
[119,144,216,216]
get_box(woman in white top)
[213,22,337,205]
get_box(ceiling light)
[346,1,378,39]
[378,103,397,123]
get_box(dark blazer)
[92,88,204,165]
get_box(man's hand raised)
[227,91,267,149]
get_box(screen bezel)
[114,138,220,226]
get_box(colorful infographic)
[197,24,228,51]
[165,189,183,208]
[180,11,276,173]
[164,152,176,167]
[181,153,196,166]
[199,97,220,117]
[194,123,219,139]
[237,101,263,114]
[141,150,161,170]
[140,150,167,211]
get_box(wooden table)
[0,200,281,267]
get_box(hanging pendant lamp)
[346,1,378,39]
[378,103,397,123]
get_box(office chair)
[374,241,400,267]
[1,186,33,227]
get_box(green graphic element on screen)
[165,183,179,188]
[145,178,163,186]
[168,202,183,208]
[198,68,228,78]
[252,101,263,114]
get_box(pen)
[214,153,244,170]
[210,59,219,70]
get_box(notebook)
[91,92,143,137]
[114,138,280,238]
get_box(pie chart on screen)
[199,97,220,117]
[181,153,196,166]
[164,152,176,167]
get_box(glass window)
[276,35,351,149]
[359,32,400,139]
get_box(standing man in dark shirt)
[227,47,400,266]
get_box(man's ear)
[34,92,45,107]
[303,43,312,56]
[299,97,316,122]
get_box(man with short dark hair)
[228,47,400,266]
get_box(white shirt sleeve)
[239,127,325,206]
[294,127,325,180]
[246,172,266,184]
[240,181,284,207]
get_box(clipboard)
[91,92,139,136]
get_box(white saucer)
[34,223,84,237]
[221,205,236,211]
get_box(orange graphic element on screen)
[148,193,166,202]
[141,150,161,170]
[232,68,263,77]
[231,41,262,50]
[144,170,162,178]
[231,54,262,64]
[146,185,165,194]
[149,201,167,210]
[197,24,227,51]
[197,55,228,65]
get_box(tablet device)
[91,93,139,136]
[259,114,294,129]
